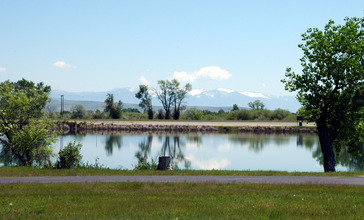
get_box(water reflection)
[137,135,193,169]
[1,132,363,172]
[135,135,153,163]
[104,135,123,156]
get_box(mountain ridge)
[50,87,301,112]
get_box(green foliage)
[56,141,83,169]
[282,16,364,172]
[135,85,153,119]
[104,93,123,119]
[0,79,56,167]
[182,108,203,120]
[153,79,192,120]
[271,108,291,120]
[232,104,239,111]
[92,109,105,119]
[133,158,157,170]
[71,104,87,119]
[248,100,265,110]
[237,109,253,120]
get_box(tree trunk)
[317,120,336,172]
[165,109,170,119]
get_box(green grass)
[0,182,363,219]
[1,166,364,177]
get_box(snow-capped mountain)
[50,87,301,112]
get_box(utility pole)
[61,95,64,117]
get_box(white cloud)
[0,67,6,72]
[174,66,232,83]
[139,76,150,85]
[52,61,75,68]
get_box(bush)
[133,158,157,170]
[271,108,291,120]
[56,141,83,169]
[182,108,203,120]
[71,104,87,119]
[237,109,253,120]
[252,109,271,120]
[92,109,105,119]
[226,110,239,120]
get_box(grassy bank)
[1,167,364,177]
[1,182,363,219]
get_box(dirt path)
[87,121,316,127]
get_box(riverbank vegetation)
[1,182,363,219]
[51,106,298,122]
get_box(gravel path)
[88,121,316,127]
[1,175,363,185]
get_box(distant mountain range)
[50,87,301,112]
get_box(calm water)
[54,133,363,172]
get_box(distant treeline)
[47,103,296,122]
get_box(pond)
[53,133,363,172]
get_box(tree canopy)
[104,93,123,119]
[0,79,56,166]
[153,79,191,120]
[135,84,154,119]
[248,100,265,110]
[282,17,364,172]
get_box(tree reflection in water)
[104,135,122,156]
[1,133,362,171]
[228,134,290,153]
[136,135,201,169]
[312,141,364,171]
[135,135,153,163]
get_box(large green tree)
[282,17,364,172]
[0,79,56,166]
[153,79,191,120]
[135,85,154,119]
[172,81,192,120]
[104,93,123,119]
[71,104,87,119]
[248,100,265,110]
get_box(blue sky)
[0,1,363,96]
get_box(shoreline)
[58,121,317,134]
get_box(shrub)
[271,108,291,120]
[226,110,239,120]
[133,158,157,170]
[92,109,105,119]
[182,108,203,120]
[237,109,253,120]
[71,104,87,119]
[56,141,83,169]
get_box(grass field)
[1,167,363,219]
[0,182,363,219]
